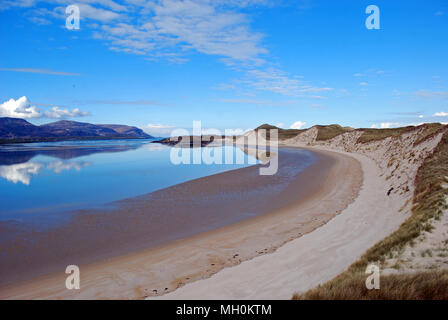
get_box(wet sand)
[0,147,361,299]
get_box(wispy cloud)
[0,68,81,76]
[67,3,123,22]
[0,0,36,11]
[7,1,325,100]
[218,98,299,106]
[28,16,52,25]
[353,68,386,77]
[414,90,448,99]
[388,111,423,116]
[77,99,163,106]
[223,68,333,98]
[50,0,269,65]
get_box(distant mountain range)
[0,117,152,143]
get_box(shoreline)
[0,147,361,299]
[0,147,315,287]
[156,144,409,299]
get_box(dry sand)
[0,148,360,299]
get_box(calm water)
[0,140,319,286]
[0,139,260,223]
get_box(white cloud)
[290,121,307,129]
[0,96,91,119]
[433,111,448,117]
[0,96,41,119]
[44,106,90,119]
[75,3,123,22]
[353,73,363,77]
[83,0,127,12]
[371,122,401,129]
[145,123,175,136]
[370,122,401,129]
[360,82,368,86]
[0,162,43,185]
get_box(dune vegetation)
[292,269,448,300]
[314,124,354,141]
[293,128,448,300]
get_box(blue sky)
[0,0,447,136]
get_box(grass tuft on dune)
[356,126,417,144]
[315,124,354,141]
[292,270,448,300]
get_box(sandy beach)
[0,147,361,299]
[156,145,409,299]
[2,1,446,303]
